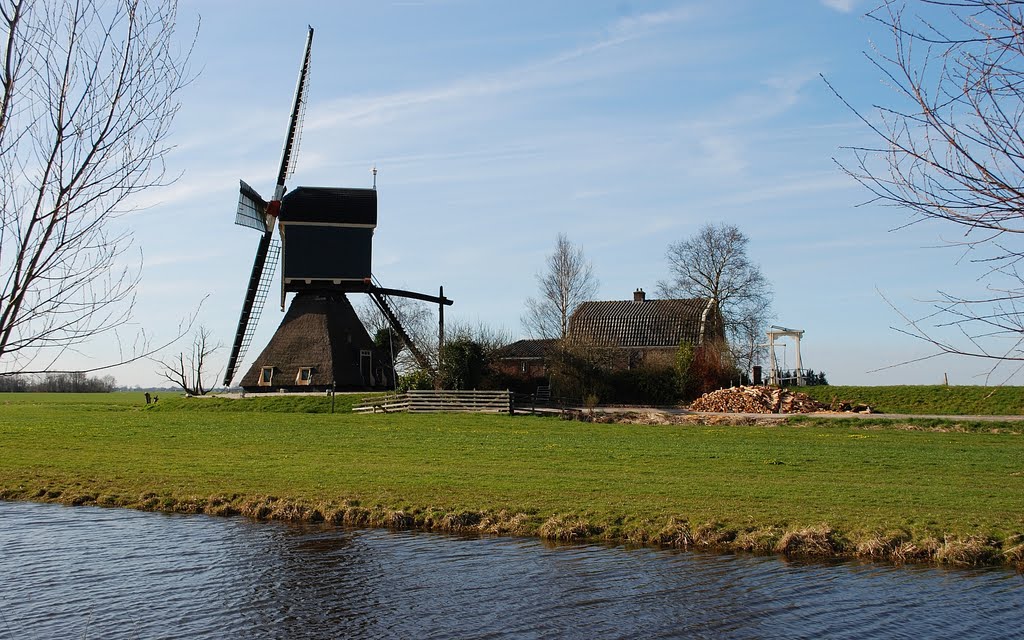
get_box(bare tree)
[657,222,772,374]
[0,0,193,373]
[522,233,599,339]
[156,325,218,395]
[445,319,512,358]
[829,0,1024,371]
[356,295,437,374]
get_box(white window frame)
[259,366,274,386]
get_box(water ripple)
[0,502,1021,639]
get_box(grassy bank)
[0,393,1022,567]
[796,385,1024,415]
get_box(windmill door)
[360,350,372,386]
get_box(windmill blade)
[235,180,268,232]
[223,234,280,386]
[275,26,314,194]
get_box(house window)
[259,366,274,386]
[296,367,313,385]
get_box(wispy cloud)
[713,171,857,207]
[144,250,227,269]
[305,6,702,133]
[609,6,699,36]
[821,0,858,13]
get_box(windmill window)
[259,367,274,386]
[297,367,313,385]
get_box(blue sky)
[80,0,1022,387]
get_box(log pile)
[688,386,828,414]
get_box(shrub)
[397,369,434,392]
[607,367,680,405]
[686,340,740,399]
[675,342,695,398]
[440,338,486,390]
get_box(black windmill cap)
[279,187,377,225]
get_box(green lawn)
[0,392,1022,565]
[0,391,166,406]
[797,385,1024,415]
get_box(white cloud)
[821,0,857,13]
[609,6,699,36]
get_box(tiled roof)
[569,298,721,348]
[494,339,557,359]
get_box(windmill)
[223,27,452,392]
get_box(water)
[0,502,1021,639]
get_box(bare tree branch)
[657,222,773,374]
[832,0,1024,369]
[0,293,207,377]
[0,0,194,374]
[357,295,436,374]
[154,325,219,395]
[522,233,599,339]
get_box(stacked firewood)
[688,386,828,414]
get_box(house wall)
[492,359,547,379]
[631,347,676,369]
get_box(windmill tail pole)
[438,285,445,384]
[370,291,435,375]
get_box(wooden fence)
[353,389,512,414]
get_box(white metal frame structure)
[767,325,804,386]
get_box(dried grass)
[1001,542,1024,570]
[386,509,414,529]
[438,510,483,531]
[733,527,781,553]
[935,536,999,567]
[478,510,534,536]
[774,525,843,557]
[6,478,1023,569]
[693,521,737,547]
[855,529,912,560]
[651,518,693,548]
[538,514,602,541]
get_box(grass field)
[796,385,1024,415]
[1,392,1022,566]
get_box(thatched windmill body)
[223,28,451,392]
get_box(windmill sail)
[224,235,280,386]
[235,180,268,232]
[276,26,314,194]
[223,28,313,386]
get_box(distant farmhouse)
[492,338,558,379]
[494,289,724,380]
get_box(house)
[493,289,724,381]
[491,338,557,378]
[568,288,724,369]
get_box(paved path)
[681,410,1024,421]
[552,405,1024,422]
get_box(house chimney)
[633,288,646,302]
